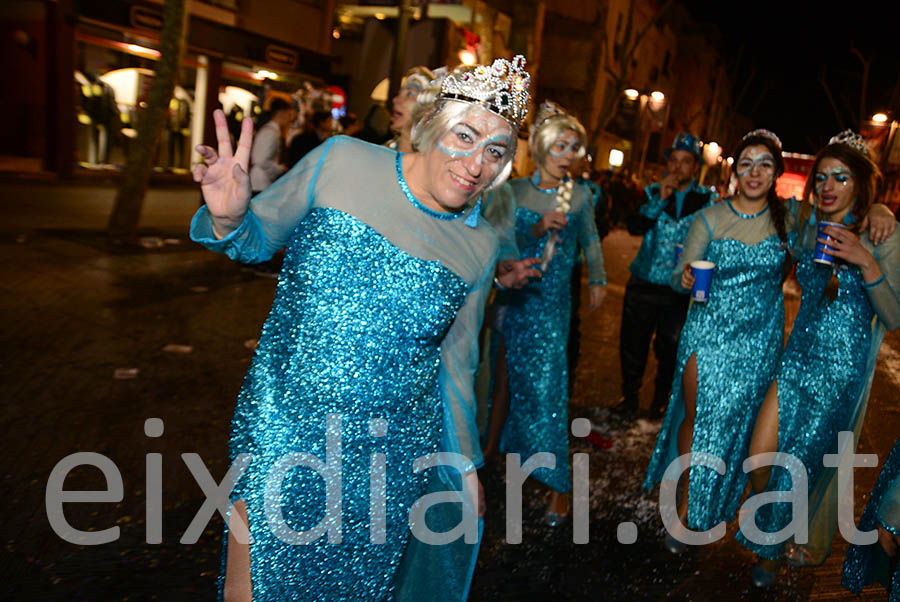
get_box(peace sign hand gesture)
[193,109,254,238]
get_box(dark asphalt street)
[1,180,897,601]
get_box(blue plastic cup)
[814,221,846,265]
[674,244,684,264]
[690,260,715,302]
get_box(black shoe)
[611,395,638,418]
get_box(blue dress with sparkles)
[497,177,606,494]
[644,200,792,531]
[737,223,900,560]
[191,137,496,601]
[843,436,900,600]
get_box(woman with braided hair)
[492,101,607,524]
[737,131,900,587]
[644,130,796,551]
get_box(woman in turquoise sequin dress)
[843,435,900,600]
[643,131,794,544]
[190,58,532,601]
[736,134,900,585]
[496,102,607,521]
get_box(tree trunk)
[107,0,189,242]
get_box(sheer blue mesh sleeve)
[671,209,712,292]
[438,254,497,471]
[867,230,900,330]
[482,183,519,261]
[190,137,336,263]
[575,185,606,285]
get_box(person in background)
[245,98,296,277]
[616,133,716,419]
[286,110,334,169]
[843,435,900,600]
[249,98,294,194]
[492,101,606,526]
[386,66,436,152]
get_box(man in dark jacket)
[615,133,717,418]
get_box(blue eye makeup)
[736,153,775,177]
[436,124,511,163]
[549,141,581,158]
[814,168,853,188]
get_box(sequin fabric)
[842,436,900,600]
[644,234,789,530]
[495,176,604,494]
[736,249,875,558]
[222,207,468,601]
[629,183,712,286]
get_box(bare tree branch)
[819,67,846,131]
[850,43,871,127]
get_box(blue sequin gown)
[190,137,497,601]
[736,223,900,560]
[843,436,900,600]
[643,200,793,531]
[497,177,606,493]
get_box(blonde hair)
[529,114,587,164]
[411,99,517,192]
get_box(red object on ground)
[586,431,613,450]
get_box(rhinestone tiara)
[742,129,782,149]
[530,100,569,136]
[439,55,531,127]
[829,129,869,156]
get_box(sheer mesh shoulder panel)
[671,206,713,292]
[573,183,606,285]
[867,229,900,330]
[482,183,519,261]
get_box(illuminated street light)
[624,88,639,101]
[609,149,624,167]
[873,112,889,123]
[459,49,477,66]
[703,141,722,166]
[647,90,666,112]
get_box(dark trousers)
[619,275,690,410]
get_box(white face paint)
[541,129,582,181]
[814,157,856,220]
[415,106,513,211]
[735,144,776,201]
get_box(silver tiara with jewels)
[742,129,783,149]
[439,55,531,127]
[530,100,568,136]
[829,129,869,156]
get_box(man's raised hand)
[193,109,254,238]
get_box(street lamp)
[703,141,722,166]
[459,49,477,66]
[627,88,667,179]
[609,149,624,167]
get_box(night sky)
[685,1,900,154]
